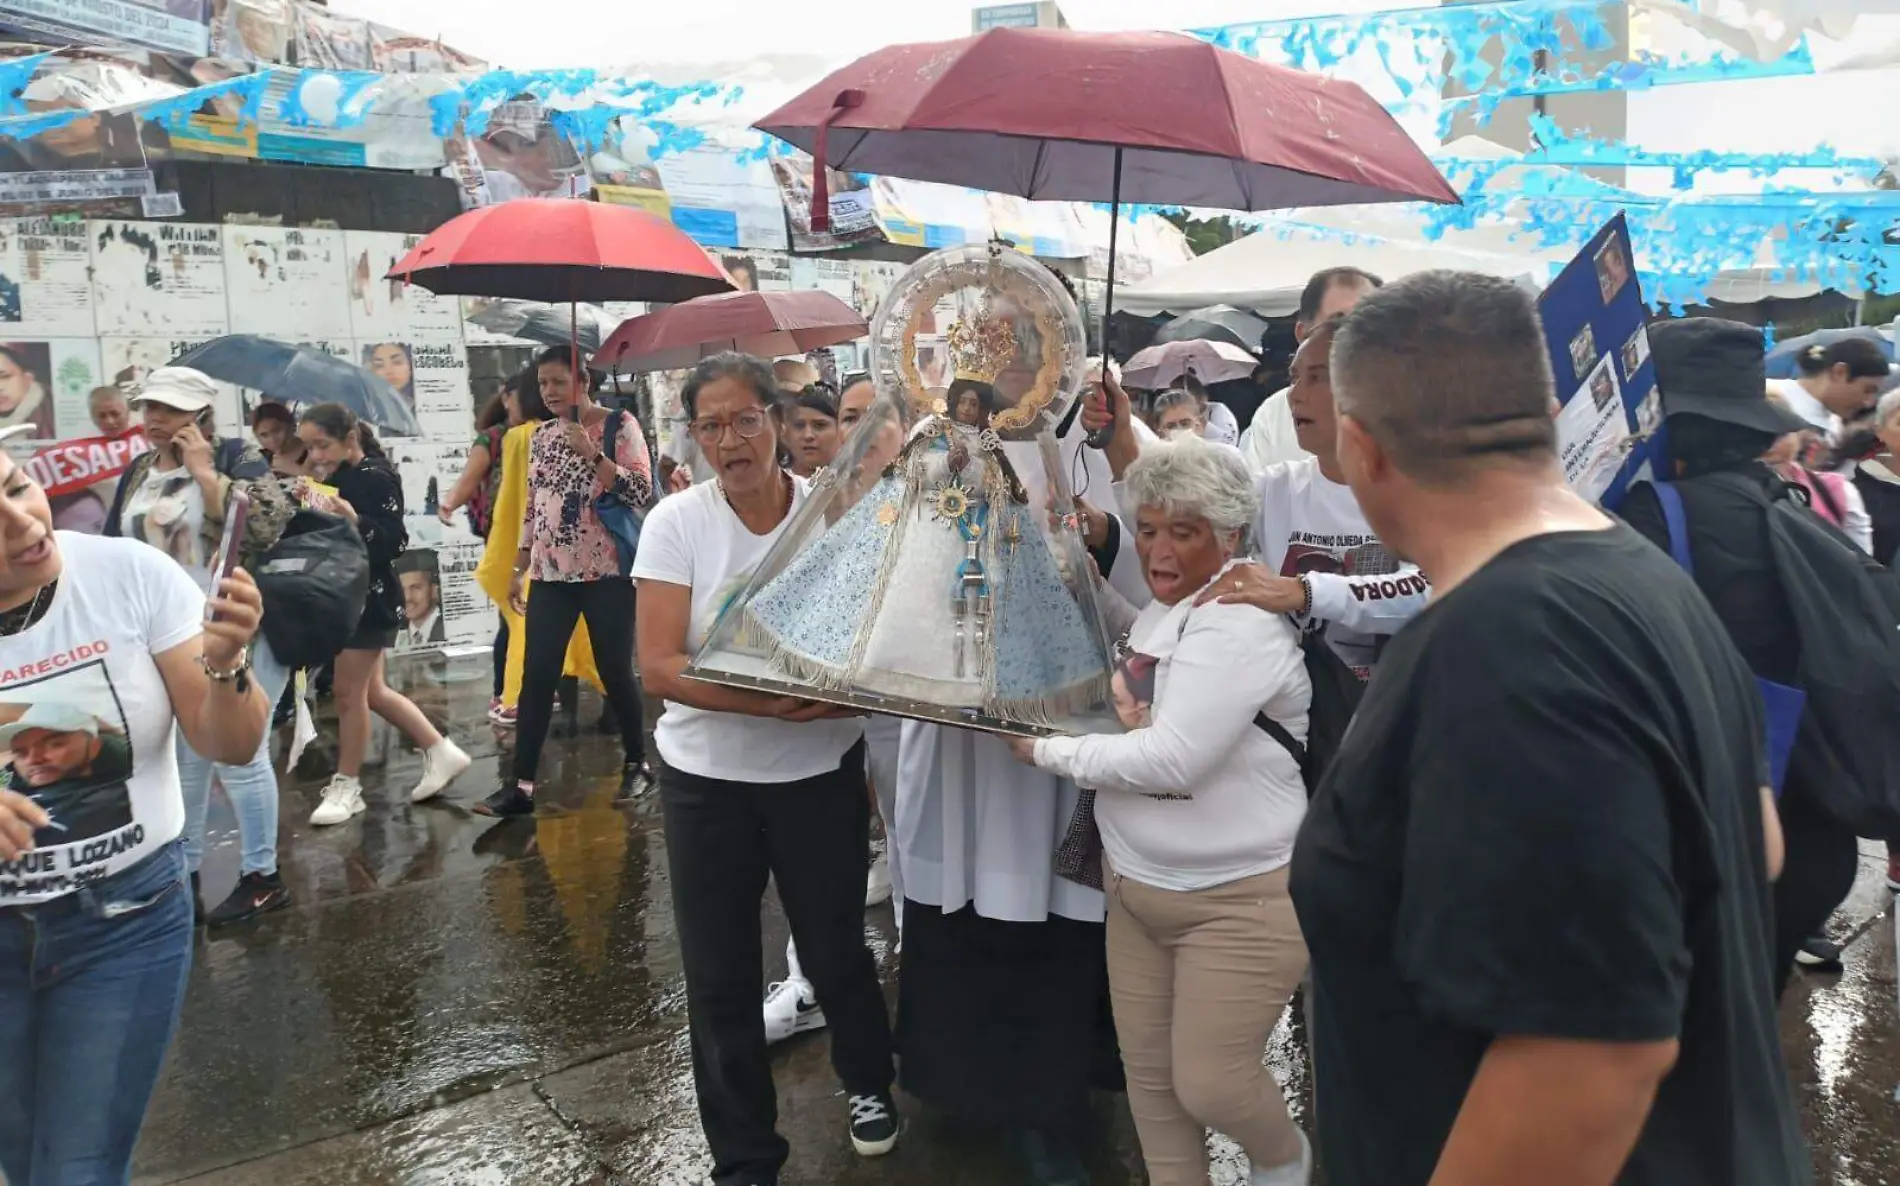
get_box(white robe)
[893,421,1154,925]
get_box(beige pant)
[1106,862,1309,1186]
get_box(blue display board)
[1537,213,1661,511]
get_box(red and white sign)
[25,430,151,499]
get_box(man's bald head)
[1332,271,1557,487]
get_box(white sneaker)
[763,977,826,1044]
[311,775,366,826]
[411,739,471,803]
[1250,1131,1312,1186]
[866,853,893,907]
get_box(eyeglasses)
[689,408,770,446]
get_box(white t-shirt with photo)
[0,532,204,905]
[632,477,863,783]
[1252,457,1431,678]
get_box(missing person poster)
[344,230,462,342]
[0,218,96,340]
[1536,213,1655,511]
[222,225,350,340]
[90,220,229,337]
[0,338,101,441]
[98,336,236,426]
[358,338,468,440]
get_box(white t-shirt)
[632,477,862,783]
[1202,400,1240,448]
[1769,378,1841,440]
[1035,565,1310,892]
[1238,388,1311,474]
[124,462,209,588]
[1253,457,1430,678]
[0,532,203,905]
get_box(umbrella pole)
[1084,146,1124,450]
[571,298,582,423]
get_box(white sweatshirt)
[1253,457,1429,677]
[1034,563,1311,892]
[1238,387,1311,473]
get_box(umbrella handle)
[1084,147,1125,452]
[810,89,864,235]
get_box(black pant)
[661,741,893,1184]
[1772,786,1860,997]
[512,578,644,783]
[492,619,509,698]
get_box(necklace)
[0,581,54,638]
[716,468,794,525]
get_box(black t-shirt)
[1289,525,1809,1186]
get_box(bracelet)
[201,650,253,695]
[1296,574,1314,618]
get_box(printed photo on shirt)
[392,547,446,652]
[1280,535,1402,679]
[1567,323,1599,385]
[1595,234,1633,303]
[0,660,136,897]
[1620,324,1651,380]
[1111,653,1157,730]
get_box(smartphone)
[171,408,215,465]
[205,486,249,622]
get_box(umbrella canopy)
[1152,305,1272,353]
[753,27,1459,216]
[1123,340,1259,390]
[464,299,619,351]
[598,290,868,374]
[172,336,421,437]
[1765,325,1895,379]
[385,199,735,304]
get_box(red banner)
[25,431,152,500]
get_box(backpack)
[253,510,371,669]
[1178,608,1364,796]
[593,409,645,577]
[1657,478,1900,834]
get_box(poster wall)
[0,218,96,339]
[223,224,350,339]
[91,220,229,336]
[344,230,462,341]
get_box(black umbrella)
[1152,304,1270,354]
[170,335,422,437]
[463,299,617,352]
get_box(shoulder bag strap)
[1653,481,1695,576]
[1175,598,1310,773]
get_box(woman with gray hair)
[1009,433,1315,1186]
[1852,387,1900,568]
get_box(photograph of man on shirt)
[0,663,136,846]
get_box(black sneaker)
[848,1092,899,1157]
[1795,935,1844,973]
[473,783,535,818]
[206,871,290,927]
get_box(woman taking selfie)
[297,403,469,825]
[105,367,296,926]
[0,423,269,1184]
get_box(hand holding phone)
[205,487,249,623]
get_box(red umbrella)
[385,198,734,304]
[599,290,868,374]
[754,28,1456,440]
[754,28,1458,224]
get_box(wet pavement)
[128,653,1900,1186]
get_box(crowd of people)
[0,254,1894,1186]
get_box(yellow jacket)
[475,421,600,704]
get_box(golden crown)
[946,303,1017,385]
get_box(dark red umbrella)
[599,290,868,373]
[754,28,1456,442]
[385,198,734,304]
[754,28,1458,225]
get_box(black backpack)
[1661,474,1900,835]
[254,510,371,669]
[1254,628,1366,796]
[1760,484,1900,836]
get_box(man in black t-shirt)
[1291,271,1808,1186]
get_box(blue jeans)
[178,638,290,877]
[0,840,193,1186]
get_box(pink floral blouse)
[524,411,654,583]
